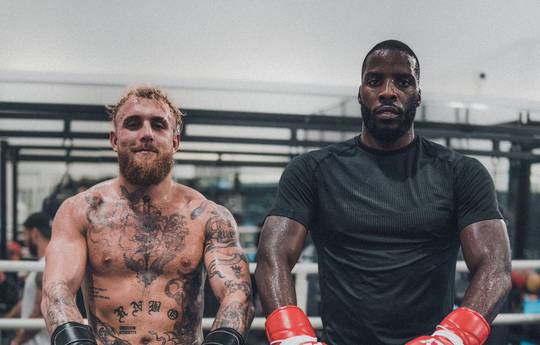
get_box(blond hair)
[108,85,184,134]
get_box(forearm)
[255,256,297,315]
[461,263,511,322]
[5,300,22,318]
[213,295,254,335]
[41,280,84,334]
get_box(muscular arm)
[41,197,88,335]
[203,204,254,335]
[254,216,307,315]
[460,219,512,322]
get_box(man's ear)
[173,132,181,152]
[417,89,422,107]
[109,130,118,152]
[357,85,363,105]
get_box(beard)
[361,96,419,144]
[118,148,174,186]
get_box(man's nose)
[378,80,397,103]
[139,121,154,141]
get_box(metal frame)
[1,101,540,258]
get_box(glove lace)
[431,325,464,345]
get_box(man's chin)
[368,126,407,144]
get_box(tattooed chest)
[85,193,203,287]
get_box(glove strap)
[51,322,96,345]
[203,327,245,345]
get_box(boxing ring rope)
[1,260,540,330]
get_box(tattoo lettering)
[114,306,128,323]
[167,309,179,320]
[119,326,137,335]
[130,301,143,317]
[90,287,110,301]
[89,311,131,345]
[148,300,162,314]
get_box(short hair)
[361,40,420,81]
[107,85,185,134]
[23,212,52,239]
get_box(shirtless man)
[41,86,254,345]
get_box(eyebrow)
[364,71,415,79]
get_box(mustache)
[131,145,158,153]
[374,105,403,115]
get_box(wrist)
[203,327,245,345]
[51,322,96,345]
[266,305,316,343]
[439,307,490,345]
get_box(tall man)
[41,86,254,345]
[255,40,512,345]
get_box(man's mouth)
[132,148,158,154]
[375,106,401,120]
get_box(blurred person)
[9,213,51,345]
[41,86,253,345]
[255,40,511,345]
[1,242,23,317]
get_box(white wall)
[1,0,540,121]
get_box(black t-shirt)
[268,136,502,345]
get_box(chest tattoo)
[85,187,191,287]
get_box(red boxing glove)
[265,305,326,345]
[406,307,490,345]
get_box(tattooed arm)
[41,196,88,335]
[203,204,254,335]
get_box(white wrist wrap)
[430,326,464,345]
[270,335,319,345]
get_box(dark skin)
[255,49,511,324]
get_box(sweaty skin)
[41,94,254,345]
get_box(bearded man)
[255,40,511,345]
[41,86,254,345]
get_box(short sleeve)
[267,154,318,228]
[454,156,503,230]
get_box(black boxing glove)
[51,322,97,345]
[203,327,245,345]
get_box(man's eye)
[366,79,380,86]
[153,122,166,129]
[125,120,140,128]
[397,79,411,87]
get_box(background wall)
[1,0,540,120]
[2,0,540,221]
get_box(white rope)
[2,260,540,331]
[0,314,540,330]
[4,260,540,273]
